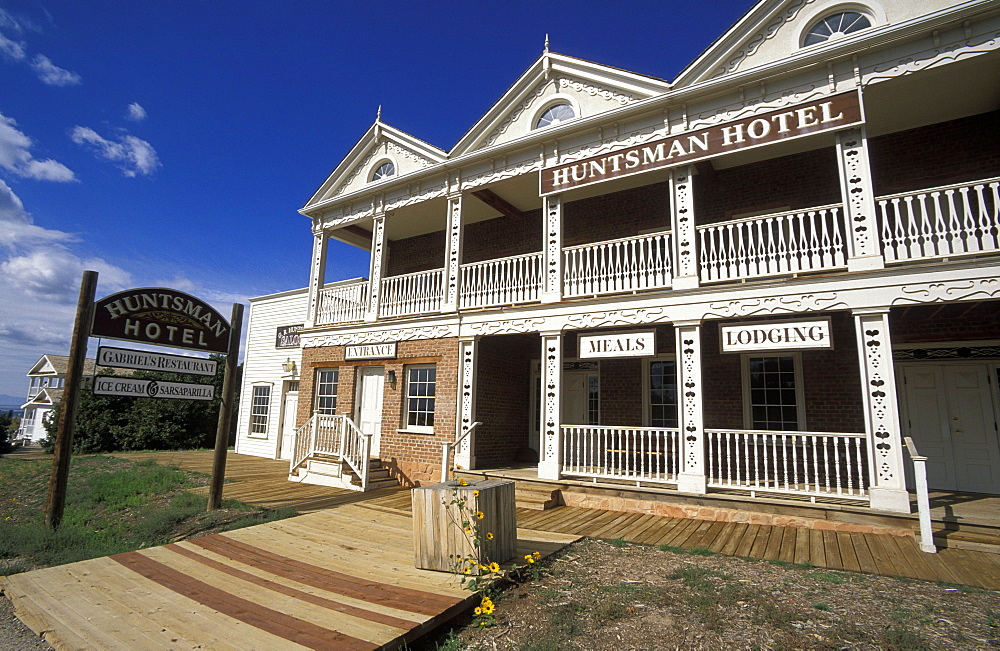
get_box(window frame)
[643,355,679,429]
[800,7,874,47]
[403,364,437,434]
[741,353,806,431]
[532,95,580,131]
[314,368,340,415]
[249,383,273,438]
[369,158,396,183]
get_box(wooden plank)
[749,525,773,559]
[792,527,811,566]
[734,524,762,558]
[718,523,750,557]
[701,521,731,553]
[684,520,719,550]
[778,526,798,563]
[836,531,862,573]
[822,530,845,570]
[849,533,880,575]
[808,529,826,567]
[762,525,786,561]
[658,518,702,548]
[632,517,680,545]
[863,533,906,577]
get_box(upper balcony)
[314,175,999,327]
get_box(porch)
[314,175,1000,326]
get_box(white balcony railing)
[561,425,681,484]
[877,176,1000,263]
[379,268,444,318]
[563,232,673,297]
[316,280,368,325]
[706,428,868,501]
[459,252,543,309]
[697,205,847,283]
[290,412,371,491]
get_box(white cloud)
[0,32,25,60]
[70,126,161,177]
[0,179,77,250]
[126,102,147,122]
[0,113,76,181]
[0,248,130,302]
[31,54,81,86]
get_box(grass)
[0,455,296,573]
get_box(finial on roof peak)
[544,34,549,53]
[377,105,382,121]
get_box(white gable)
[451,52,672,156]
[304,121,447,209]
[674,0,959,87]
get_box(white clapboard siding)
[235,287,310,460]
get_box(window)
[587,375,600,426]
[535,103,575,129]
[371,160,395,182]
[250,386,271,435]
[744,355,803,431]
[405,365,436,431]
[646,359,678,428]
[803,11,872,46]
[315,369,339,415]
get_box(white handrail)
[338,413,371,491]
[904,436,937,553]
[440,421,482,483]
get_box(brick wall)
[694,148,842,225]
[474,334,537,467]
[386,230,445,276]
[889,302,1000,344]
[300,337,458,485]
[869,109,1000,195]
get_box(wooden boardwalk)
[4,451,998,650]
[1,486,577,650]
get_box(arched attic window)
[534,102,576,129]
[802,9,873,46]
[370,160,395,182]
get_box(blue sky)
[0,0,755,399]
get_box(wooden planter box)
[412,480,516,573]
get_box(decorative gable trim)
[451,52,670,156]
[302,121,447,213]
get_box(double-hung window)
[250,385,271,435]
[315,369,339,415]
[744,355,804,431]
[646,358,679,428]
[405,365,436,432]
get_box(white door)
[357,366,384,457]
[278,391,298,460]
[901,363,1000,493]
[562,372,597,425]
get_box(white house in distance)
[17,355,97,444]
[236,0,1000,524]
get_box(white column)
[676,320,707,493]
[670,165,698,290]
[537,331,563,479]
[853,308,909,513]
[442,193,463,313]
[454,335,479,470]
[541,194,562,303]
[305,227,328,327]
[836,127,884,271]
[366,213,387,321]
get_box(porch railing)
[706,429,868,501]
[697,205,847,283]
[876,176,1000,263]
[459,252,543,309]
[290,412,371,491]
[561,425,681,484]
[316,280,368,325]
[563,232,673,297]
[379,268,444,318]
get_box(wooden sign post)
[45,271,99,529]
[45,272,245,528]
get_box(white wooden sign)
[720,318,832,353]
[345,342,397,360]
[579,331,655,358]
[97,346,217,376]
[92,376,215,401]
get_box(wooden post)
[45,270,98,529]
[207,302,244,511]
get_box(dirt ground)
[446,539,1000,650]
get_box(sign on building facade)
[579,331,656,358]
[92,376,215,401]
[720,318,833,353]
[345,342,397,360]
[97,346,217,376]
[275,324,303,348]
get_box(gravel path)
[0,594,51,651]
